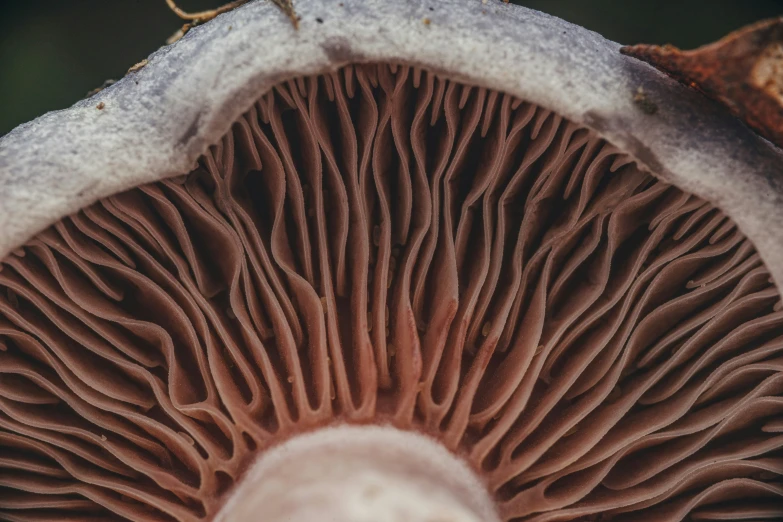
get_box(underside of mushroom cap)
[1,2,783,522]
[1,61,782,522]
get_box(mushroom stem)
[214,425,500,522]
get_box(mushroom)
[1,1,782,521]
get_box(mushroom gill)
[1,63,782,522]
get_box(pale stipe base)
[214,425,500,522]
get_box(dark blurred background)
[1,0,782,137]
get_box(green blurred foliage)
[0,0,781,136]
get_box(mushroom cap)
[1,0,782,285]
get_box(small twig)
[165,0,250,23]
[128,59,149,74]
[165,0,299,28]
[271,0,299,29]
